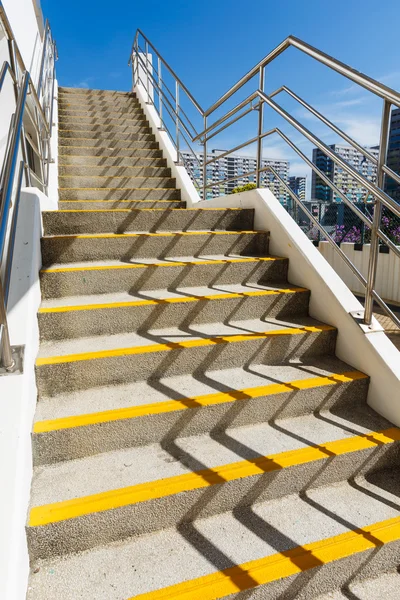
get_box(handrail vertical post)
[145,40,150,103]
[175,81,180,162]
[202,116,207,200]
[158,57,163,127]
[256,66,265,188]
[364,99,391,325]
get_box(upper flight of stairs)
[27,87,400,599]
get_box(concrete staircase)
[27,87,400,599]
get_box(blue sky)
[41,0,400,181]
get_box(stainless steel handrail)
[0,5,57,370]
[130,30,400,331]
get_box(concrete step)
[40,230,270,265]
[316,572,400,600]
[58,155,167,167]
[59,130,155,142]
[26,476,400,597]
[58,187,181,200]
[27,415,397,559]
[58,199,186,209]
[58,98,142,111]
[58,105,143,118]
[38,282,309,341]
[59,127,153,140]
[59,137,158,149]
[58,114,148,127]
[33,356,368,463]
[58,146,163,158]
[59,87,136,97]
[39,254,289,299]
[58,165,171,178]
[59,174,175,189]
[35,316,336,396]
[42,207,254,235]
[59,122,151,134]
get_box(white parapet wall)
[0,191,43,600]
[319,240,400,305]
[195,189,400,424]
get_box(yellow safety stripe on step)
[126,515,400,600]
[38,287,307,314]
[59,147,159,152]
[43,230,262,239]
[40,256,285,273]
[58,200,180,203]
[33,370,366,433]
[58,153,162,157]
[58,188,176,191]
[28,427,400,527]
[53,207,242,212]
[35,324,334,366]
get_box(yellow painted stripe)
[58,153,161,158]
[58,200,180,203]
[53,208,241,213]
[38,288,307,314]
[40,256,285,274]
[127,515,400,600]
[43,230,261,240]
[35,325,334,366]
[29,427,400,527]
[58,187,176,190]
[33,371,366,433]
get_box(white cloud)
[72,77,95,89]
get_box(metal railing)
[129,30,400,332]
[0,3,57,370]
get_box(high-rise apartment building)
[385,107,400,203]
[181,149,290,204]
[289,176,306,200]
[311,144,379,203]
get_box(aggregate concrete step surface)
[59,121,151,134]
[26,475,400,599]
[57,186,181,201]
[58,164,171,177]
[35,315,337,396]
[58,105,144,118]
[59,137,159,148]
[58,174,175,189]
[58,145,164,158]
[58,121,150,133]
[58,113,148,125]
[58,154,167,167]
[59,129,154,142]
[37,282,310,340]
[40,230,270,265]
[39,254,289,299]
[42,207,254,235]
[27,409,397,560]
[57,199,186,209]
[58,99,143,111]
[33,356,369,464]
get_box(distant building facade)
[181,149,290,204]
[311,144,379,203]
[289,176,306,201]
[385,107,400,203]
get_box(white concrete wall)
[2,0,44,85]
[0,190,43,600]
[0,4,52,599]
[135,83,200,208]
[319,241,400,305]
[193,189,400,425]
